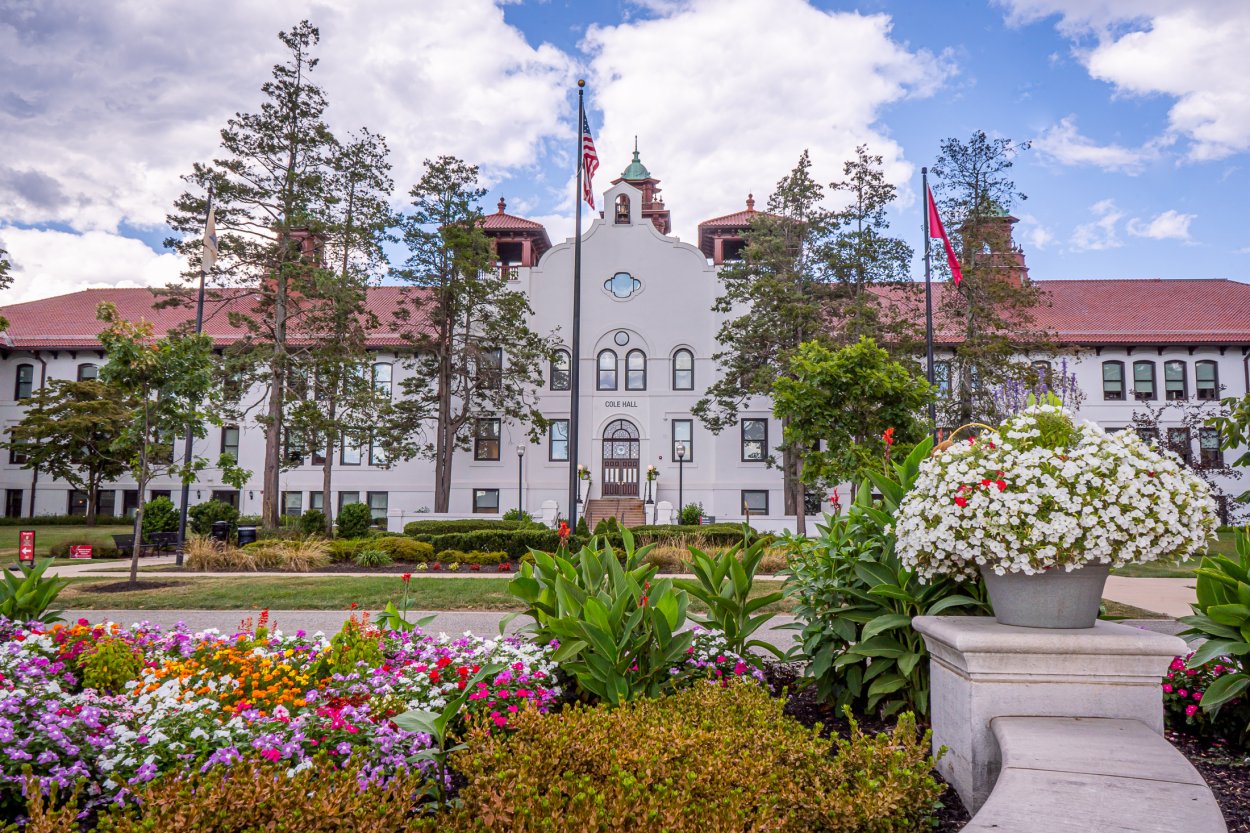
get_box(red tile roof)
[0,286,433,351]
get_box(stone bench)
[964,716,1226,833]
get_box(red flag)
[927,186,963,287]
[581,112,599,209]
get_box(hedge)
[0,515,124,526]
[409,528,574,559]
[402,519,523,536]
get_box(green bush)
[461,549,507,565]
[427,682,941,833]
[501,508,535,524]
[298,509,326,536]
[0,559,68,624]
[0,514,121,526]
[336,503,373,539]
[236,514,263,527]
[353,548,393,568]
[372,537,435,563]
[574,516,590,537]
[786,437,991,718]
[188,500,240,537]
[413,528,567,560]
[48,540,123,558]
[402,518,522,536]
[79,635,145,695]
[592,516,621,535]
[678,502,704,526]
[327,538,367,562]
[140,496,178,539]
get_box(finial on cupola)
[746,193,755,211]
[497,197,506,214]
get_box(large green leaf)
[1200,673,1250,711]
[861,613,914,642]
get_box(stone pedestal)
[912,615,1186,813]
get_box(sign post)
[18,530,35,567]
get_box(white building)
[2,151,1248,529]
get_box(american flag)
[581,111,599,209]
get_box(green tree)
[824,145,917,347]
[165,21,341,529]
[0,245,12,331]
[695,151,832,534]
[931,131,1048,425]
[395,156,555,513]
[1,380,132,525]
[772,338,932,492]
[96,302,246,586]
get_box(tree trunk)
[322,423,335,535]
[129,406,150,587]
[86,480,98,526]
[262,250,289,529]
[433,354,454,514]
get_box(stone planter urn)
[978,562,1110,629]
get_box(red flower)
[995,480,1006,491]
[980,478,991,487]
[639,595,648,607]
[557,521,571,541]
[882,428,895,447]
[954,496,968,507]
[401,573,412,583]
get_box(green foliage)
[402,518,522,535]
[298,509,326,536]
[188,500,240,537]
[773,337,931,487]
[507,530,694,705]
[140,496,178,539]
[314,614,384,679]
[574,515,590,537]
[1179,526,1250,730]
[501,508,535,524]
[353,548,393,568]
[79,635,145,695]
[592,516,621,535]
[1210,394,1250,500]
[326,538,366,562]
[785,437,991,716]
[411,527,565,560]
[336,502,373,538]
[0,559,69,624]
[423,682,942,833]
[677,529,784,664]
[0,515,120,526]
[678,502,704,526]
[373,537,434,562]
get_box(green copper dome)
[620,140,651,181]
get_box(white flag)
[202,206,219,271]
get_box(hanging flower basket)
[895,404,1217,628]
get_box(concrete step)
[584,498,646,530]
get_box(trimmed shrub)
[336,503,373,539]
[460,549,507,565]
[402,518,522,536]
[236,514,263,527]
[574,516,590,537]
[592,516,621,535]
[328,538,367,562]
[373,537,434,563]
[412,528,564,560]
[188,500,240,537]
[140,497,178,539]
[0,515,121,526]
[298,509,326,536]
[429,682,941,833]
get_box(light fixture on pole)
[576,464,585,504]
[644,464,656,505]
[516,445,525,515]
[675,443,686,524]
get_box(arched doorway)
[601,419,640,497]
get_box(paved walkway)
[1102,576,1196,619]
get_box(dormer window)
[615,195,630,224]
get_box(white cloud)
[0,226,184,304]
[581,0,948,243]
[1033,115,1157,173]
[997,1,1250,161]
[1070,198,1124,251]
[1015,213,1055,249]
[1126,209,1195,241]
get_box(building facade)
[2,152,1248,529]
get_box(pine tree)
[165,21,341,528]
[396,156,556,513]
[930,131,1048,426]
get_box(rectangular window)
[340,435,362,466]
[211,490,239,508]
[1167,427,1191,464]
[14,365,33,400]
[1164,361,1187,401]
[1196,361,1219,401]
[372,363,393,397]
[95,489,116,518]
[548,419,569,461]
[8,431,28,465]
[367,491,388,526]
[934,361,951,397]
[474,418,501,461]
[123,490,141,519]
[67,490,88,516]
[473,488,500,514]
[220,426,240,461]
[284,430,306,465]
[741,418,767,462]
[741,490,769,515]
[1133,361,1156,400]
[1199,428,1222,468]
[478,348,502,388]
[312,439,326,466]
[550,351,570,391]
[1102,362,1124,401]
[338,491,361,512]
[369,436,388,467]
[147,489,170,502]
[4,489,22,518]
[309,491,324,511]
[673,419,693,462]
[1135,425,1158,446]
[282,491,303,517]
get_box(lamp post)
[675,443,686,525]
[576,464,585,504]
[516,445,525,516]
[644,464,656,505]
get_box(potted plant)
[895,402,1216,628]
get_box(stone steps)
[584,498,645,531]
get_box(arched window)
[371,362,392,397]
[1196,360,1219,401]
[626,350,646,390]
[14,364,33,400]
[597,349,618,390]
[672,349,694,391]
[1102,361,1124,401]
[1133,360,1156,401]
[615,194,630,224]
[77,363,99,381]
[550,349,570,391]
[1164,360,1187,401]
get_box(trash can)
[236,526,258,547]
[211,520,231,542]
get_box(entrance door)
[601,419,640,497]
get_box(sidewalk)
[1102,576,1196,619]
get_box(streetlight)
[644,464,656,505]
[675,442,686,525]
[516,445,525,516]
[576,464,585,504]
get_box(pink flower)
[1162,683,1173,694]
[1178,689,1188,698]
[733,661,747,676]
[260,748,280,762]
[1186,704,1199,717]
[1194,691,1203,701]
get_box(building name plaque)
[603,400,639,408]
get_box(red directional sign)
[69,544,93,559]
[18,530,35,563]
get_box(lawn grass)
[1100,599,1170,620]
[1112,529,1238,577]
[57,575,795,614]
[0,524,131,562]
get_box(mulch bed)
[764,662,1248,832]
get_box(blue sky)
[2,0,1248,303]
